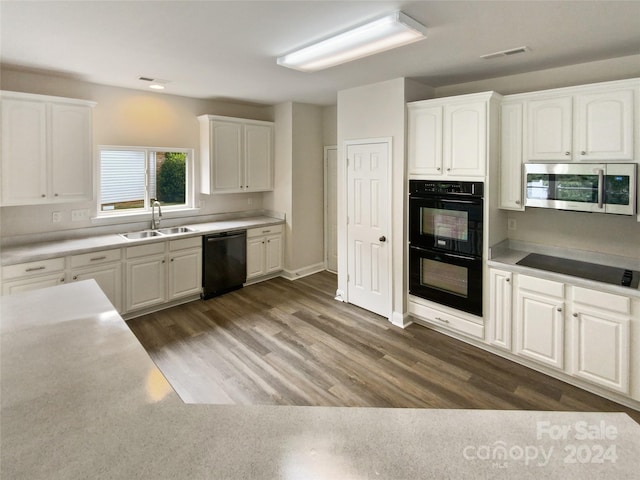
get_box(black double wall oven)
[409,180,484,316]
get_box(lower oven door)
[409,245,483,317]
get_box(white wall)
[264,102,325,276]
[433,55,640,260]
[0,67,273,238]
[336,78,432,323]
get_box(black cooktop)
[516,253,640,289]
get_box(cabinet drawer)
[247,224,283,238]
[572,286,630,315]
[169,236,201,251]
[517,274,564,298]
[70,249,121,268]
[409,299,484,339]
[126,242,166,259]
[2,257,65,280]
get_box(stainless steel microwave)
[524,163,637,215]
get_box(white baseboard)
[391,311,412,328]
[281,262,326,281]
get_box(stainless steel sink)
[119,230,164,240]
[156,226,196,235]
[119,226,197,240]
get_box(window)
[98,147,192,215]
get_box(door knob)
[379,236,386,242]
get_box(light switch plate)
[71,209,90,221]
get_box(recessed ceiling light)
[138,76,169,90]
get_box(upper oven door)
[409,194,483,256]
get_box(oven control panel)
[410,180,483,197]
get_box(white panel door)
[527,96,573,160]
[169,249,202,300]
[488,269,512,350]
[126,255,166,311]
[346,142,390,317]
[443,101,486,176]
[570,310,630,393]
[265,234,284,274]
[408,105,443,175]
[211,120,243,192]
[71,263,123,312]
[325,146,338,272]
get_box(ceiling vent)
[138,76,155,82]
[480,46,529,60]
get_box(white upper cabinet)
[199,115,274,194]
[408,92,498,178]
[499,101,525,210]
[523,79,637,162]
[574,89,634,161]
[0,91,95,206]
[526,96,573,161]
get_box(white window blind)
[100,149,146,205]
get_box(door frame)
[323,145,337,273]
[339,137,393,321]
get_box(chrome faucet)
[150,199,162,230]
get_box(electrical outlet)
[507,218,517,231]
[52,212,62,223]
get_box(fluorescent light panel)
[277,11,427,72]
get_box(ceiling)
[2,1,639,106]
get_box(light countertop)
[0,215,284,266]
[1,281,639,479]
[489,240,640,299]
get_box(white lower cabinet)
[489,267,634,398]
[168,238,202,300]
[1,257,66,295]
[514,275,565,370]
[126,243,167,312]
[70,249,122,312]
[246,225,283,280]
[487,269,512,349]
[569,286,630,394]
[125,237,202,313]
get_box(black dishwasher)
[202,230,247,299]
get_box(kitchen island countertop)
[2,280,640,479]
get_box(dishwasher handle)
[205,231,246,242]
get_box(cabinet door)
[244,123,273,192]
[168,248,202,300]
[1,98,47,205]
[570,309,630,394]
[264,233,283,274]
[526,96,573,160]
[126,255,166,311]
[2,273,65,295]
[515,284,565,369]
[408,105,443,175]
[488,269,512,350]
[210,120,243,192]
[246,236,265,279]
[71,263,123,312]
[50,103,93,202]
[574,89,634,161]
[443,101,486,176]
[499,102,525,210]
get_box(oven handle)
[410,245,478,261]
[410,195,481,205]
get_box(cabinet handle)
[54,193,59,197]
[162,260,166,264]
[446,168,451,171]
[90,256,107,262]
[60,277,65,283]
[564,151,570,156]
[505,278,510,282]
[171,258,174,262]
[41,194,46,198]
[73,275,78,280]
[436,167,441,171]
[435,317,450,324]
[515,200,521,205]
[572,313,578,317]
[557,307,562,312]
[25,266,46,272]
[581,151,586,155]
[262,230,271,234]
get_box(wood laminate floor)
[127,271,640,423]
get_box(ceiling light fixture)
[138,76,169,91]
[277,11,427,72]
